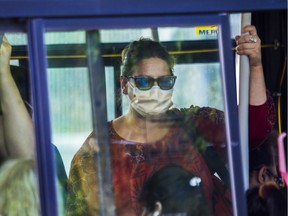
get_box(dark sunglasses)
[125,75,177,91]
[266,169,285,187]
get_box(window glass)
[47,67,93,173]
[105,66,116,120]
[100,28,153,43]
[46,55,94,216]
[45,31,86,44]
[173,63,223,110]
[5,33,27,45]
[101,26,229,216]
[44,25,234,215]
[158,26,218,41]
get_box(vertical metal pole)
[219,13,247,216]
[86,30,115,216]
[27,19,58,216]
[238,12,251,191]
[151,28,159,41]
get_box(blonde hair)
[0,159,40,216]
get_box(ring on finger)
[249,35,257,43]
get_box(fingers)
[235,38,261,55]
[235,42,260,56]
[236,34,260,45]
[235,25,261,52]
[0,35,12,55]
[235,25,261,44]
[0,35,12,71]
[2,35,7,43]
[241,25,258,36]
[0,34,6,47]
[234,25,262,67]
[1,35,11,48]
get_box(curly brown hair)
[121,38,175,76]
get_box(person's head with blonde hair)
[0,159,40,216]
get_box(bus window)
[44,24,234,215]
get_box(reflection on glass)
[173,63,223,110]
[45,31,85,44]
[63,26,232,216]
[0,33,40,214]
[158,26,218,41]
[46,66,93,216]
[100,28,153,43]
[47,67,93,172]
[105,66,116,121]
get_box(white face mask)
[128,82,173,117]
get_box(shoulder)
[168,106,226,145]
[72,121,114,161]
[169,106,224,124]
[70,131,97,165]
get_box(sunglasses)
[125,75,177,91]
[266,169,285,187]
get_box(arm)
[0,116,7,163]
[235,25,276,148]
[0,35,35,159]
[66,134,100,215]
[235,25,267,105]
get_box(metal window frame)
[0,0,285,18]
[0,13,248,215]
[27,19,59,216]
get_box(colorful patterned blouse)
[66,93,275,216]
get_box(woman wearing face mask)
[66,25,276,216]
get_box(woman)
[246,181,287,216]
[66,25,275,216]
[249,130,282,188]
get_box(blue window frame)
[0,0,285,18]
[0,2,285,215]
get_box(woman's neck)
[113,108,169,143]
[127,108,157,128]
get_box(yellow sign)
[196,26,218,35]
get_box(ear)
[257,166,267,184]
[152,201,162,216]
[120,75,128,95]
